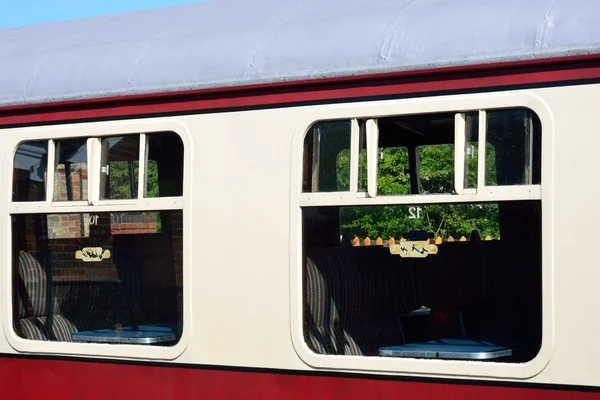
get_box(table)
[72,324,177,344]
[379,338,513,360]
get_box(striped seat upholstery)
[15,251,50,341]
[15,251,80,341]
[17,318,47,341]
[305,246,420,356]
[16,251,47,319]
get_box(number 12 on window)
[408,206,422,219]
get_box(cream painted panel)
[526,84,600,387]
[173,108,308,370]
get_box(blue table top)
[379,338,513,360]
[72,324,178,344]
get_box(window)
[54,138,88,202]
[100,135,139,200]
[301,108,542,363]
[303,121,351,192]
[11,131,184,346]
[12,141,47,202]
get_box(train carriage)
[0,0,599,398]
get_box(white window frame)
[2,118,192,361]
[289,92,553,379]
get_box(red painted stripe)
[0,357,597,400]
[1,56,600,127]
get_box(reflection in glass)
[303,121,351,193]
[464,113,479,189]
[53,139,88,202]
[13,141,48,202]
[100,135,140,200]
[146,132,184,197]
[12,210,183,345]
[340,203,500,241]
[486,109,540,186]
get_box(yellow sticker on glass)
[389,241,438,258]
[75,247,111,262]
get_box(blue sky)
[0,0,203,28]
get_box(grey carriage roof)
[1,0,600,107]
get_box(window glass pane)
[336,149,351,190]
[484,143,498,186]
[358,122,367,192]
[12,211,183,345]
[47,213,90,239]
[13,141,48,202]
[303,121,351,192]
[146,132,184,197]
[54,139,88,202]
[486,109,540,186]
[464,113,479,189]
[100,136,140,200]
[111,212,161,235]
[339,203,500,242]
[303,202,541,362]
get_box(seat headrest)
[17,251,47,318]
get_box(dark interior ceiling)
[378,112,457,147]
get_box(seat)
[305,246,420,356]
[15,251,78,341]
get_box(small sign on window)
[75,247,111,262]
[389,241,438,258]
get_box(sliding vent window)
[13,141,48,202]
[303,121,351,193]
[100,136,140,200]
[54,139,88,202]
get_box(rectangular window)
[301,108,542,363]
[11,131,184,346]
